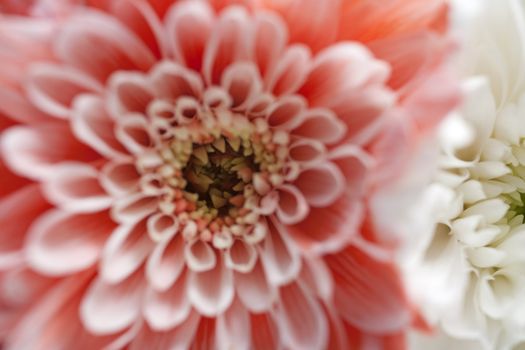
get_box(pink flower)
[0,0,458,349]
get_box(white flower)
[410,0,525,349]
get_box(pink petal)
[253,11,288,81]
[108,0,167,58]
[80,271,144,335]
[149,61,203,100]
[276,184,309,225]
[42,163,112,213]
[266,95,307,130]
[26,63,103,119]
[1,123,99,180]
[225,239,257,273]
[292,108,347,144]
[329,144,373,196]
[299,257,334,301]
[202,6,252,85]
[275,282,328,350]
[188,253,234,317]
[115,114,158,155]
[326,246,412,333]
[26,210,113,276]
[261,0,340,52]
[251,313,282,350]
[146,213,180,242]
[287,197,364,254]
[110,193,158,224]
[146,233,185,291]
[221,62,262,111]
[100,160,141,196]
[288,139,326,165]
[100,218,155,284]
[71,94,129,159]
[165,0,214,71]
[265,45,311,96]
[55,11,155,82]
[184,239,217,272]
[235,259,277,313]
[215,298,251,350]
[0,185,49,269]
[0,86,51,124]
[143,270,191,331]
[0,157,29,198]
[259,219,301,286]
[299,43,394,144]
[293,162,346,207]
[107,71,154,118]
[129,312,200,350]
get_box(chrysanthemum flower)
[0,0,457,349]
[411,1,525,349]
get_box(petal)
[276,185,309,225]
[165,0,214,71]
[292,108,347,144]
[0,185,49,268]
[253,11,288,80]
[149,61,204,100]
[329,144,373,196]
[1,123,99,180]
[259,219,301,286]
[251,313,282,350]
[26,63,103,119]
[235,258,277,313]
[326,246,412,333]
[293,162,346,207]
[221,62,263,110]
[225,239,258,273]
[265,44,311,96]
[188,253,235,317]
[80,271,144,335]
[143,270,191,331]
[42,163,112,213]
[266,95,307,130]
[26,210,114,276]
[100,160,141,196]
[146,233,185,291]
[287,198,364,254]
[129,312,200,350]
[185,239,217,272]
[100,218,155,284]
[202,6,252,85]
[115,114,158,155]
[110,193,158,224]
[71,95,129,159]
[299,43,394,144]
[275,282,328,350]
[215,298,251,350]
[107,71,154,118]
[0,86,51,124]
[288,139,326,165]
[55,11,156,82]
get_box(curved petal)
[264,44,311,96]
[292,108,347,144]
[149,61,204,100]
[55,11,156,82]
[143,270,191,331]
[165,0,214,71]
[146,233,185,291]
[0,185,49,268]
[202,6,252,85]
[274,282,328,350]
[107,71,154,118]
[326,246,412,333]
[215,298,251,350]
[80,271,144,335]
[100,218,155,284]
[253,11,288,81]
[235,258,277,313]
[299,42,394,144]
[184,239,217,272]
[293,162,346,207]
[26,63,103,119]
[259,219,301,286]
[276,185,309,225]
[266,95,307,130]
[71,95,129,159]
[26,210,114,276]
[1,123,99,180]
[251,313,282,350]
[225,239,258,273]
[100,160,141,196]
[42,163,112,213]
[188,253,234,317]
[221,62,263,110]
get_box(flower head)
[0,0,457,348]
